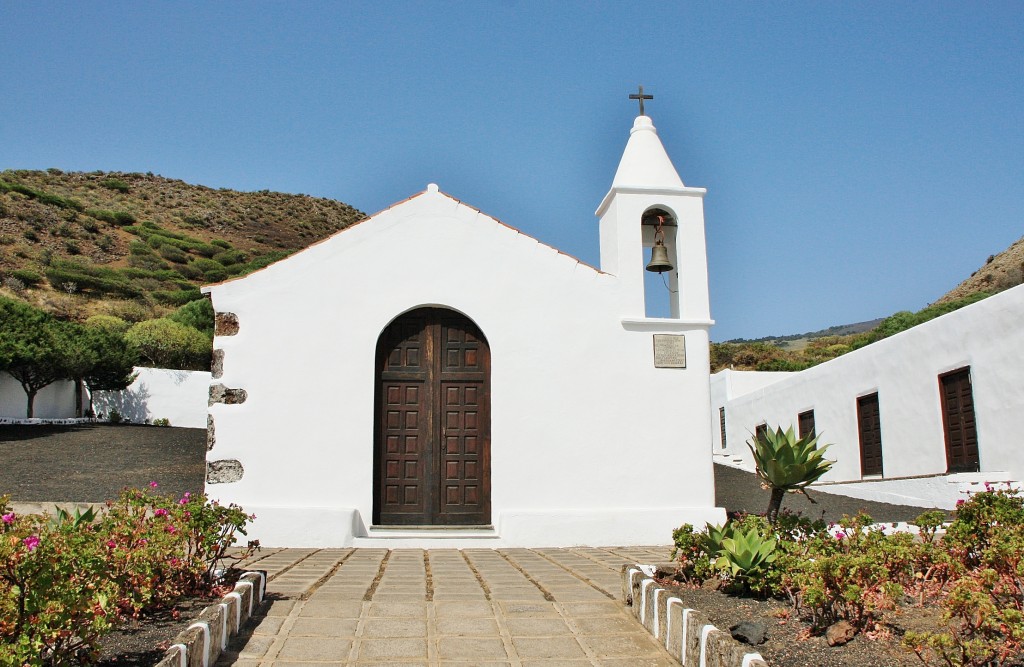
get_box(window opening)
[798,409,816,439]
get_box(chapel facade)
[202,112,725,547]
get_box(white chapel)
[202,109,726,547]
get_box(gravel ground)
[0,423,206,503]
[714,463,942,524]
[1,423,940,526]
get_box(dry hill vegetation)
[0,168,364,322]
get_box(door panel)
[375,308,490,525]
[857,393,883,476]
[941,368,979,473]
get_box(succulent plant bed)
[655,572,938,667]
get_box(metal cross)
[629,85,653,116]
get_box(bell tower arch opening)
[642,207,680,318]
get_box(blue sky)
[2,2,1021,341]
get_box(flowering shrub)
[905,485,1024,667]
[779,513,916,630]
[0,498,119,666]
[0,487,258,665]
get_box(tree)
[125,318,210,370]
[0,298,69,417]
[77,322,138,416]
[747,425,835,524]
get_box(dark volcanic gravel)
[0,423,206,502]
[714,463,942,524]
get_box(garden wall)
[1,367,209,428]
[92,367,211,428]
[713,284,1024,498]
[0,374,78,419]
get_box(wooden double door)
[373,308,491,526]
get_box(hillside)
[936,234,1024,304]
[0,169,365,321]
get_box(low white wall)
[0,375,79,419]
[93,367,211,429]
[715,284,1024,485]
[709,370,792,450]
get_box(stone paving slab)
[217,546,673,666]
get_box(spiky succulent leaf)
[747,425,835,493]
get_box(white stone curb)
[154,571,267,667]
[623,565,767,667]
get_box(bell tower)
[595,103,711,323]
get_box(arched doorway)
[373,307,491,526]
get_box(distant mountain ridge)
[723,318,885,346]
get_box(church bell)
[646,241,673,273]
[645,213,674,273]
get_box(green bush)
[168,297,213,336]
[174,263,204,280]
[127,253,170,271]
[152,289,203,306]
[86,209,136,226]
[158,245,188,263]
[10,269,43,286]
[211,239,231,249]
[98,178,129,193]
[45,264,141,298]
[0,180,85,211]
[212,249,246,266]
[125,318,211,369]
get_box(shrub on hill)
[125,318,210,370]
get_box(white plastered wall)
[709,370,793,450]
[204,188,724,547]
[92,367,211,428]
[0,375,78,419]
[716,285,1024,486]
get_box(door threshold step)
[364,525,498,539]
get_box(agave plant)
[703,521,778,591]
[748,425,834,524]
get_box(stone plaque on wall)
[653,334,686,368]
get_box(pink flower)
[166,525,177,534]
[956,499,965,507]
[149,481,159,489]
[1,513,15,524]
[23,535,40,551]
[139,539,148,545]
[106,540,117,549]
[835,532,847,540]
[169,557,180,566]
[154,508,169,517]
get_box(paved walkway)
[223,546,675,666]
